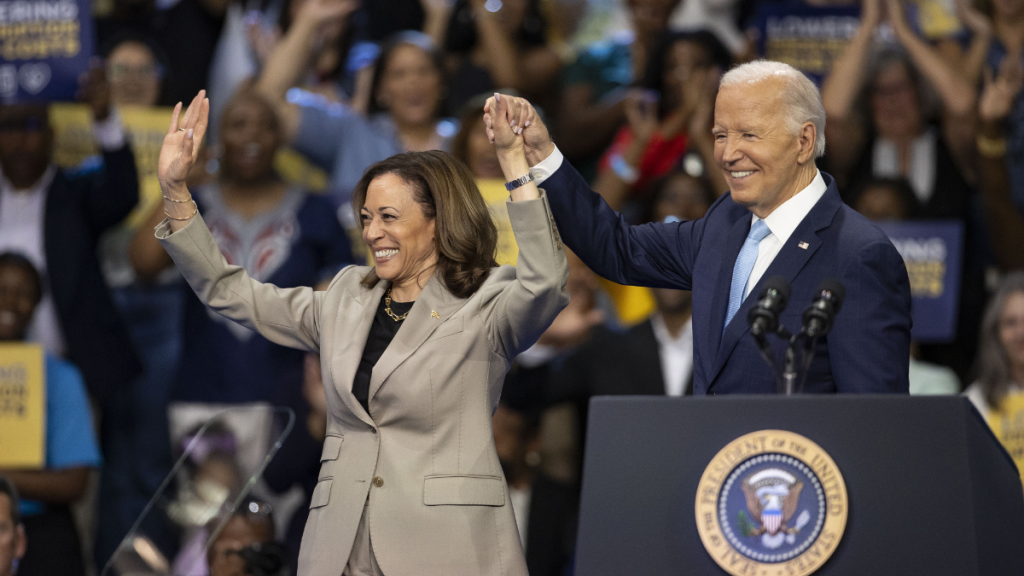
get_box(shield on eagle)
[741,468,804,540]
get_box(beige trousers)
[343,501,384,576]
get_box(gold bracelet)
[977,134,1008,158]
[164,200,198,221]
[162,194,193,203]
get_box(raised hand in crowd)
[158,91,210,231]
[822,0,977,188]
[255,0,359,138]
[418,0,453,46]
[77,59,112,122]
[952,0,994,84]
[977,56,1024,271]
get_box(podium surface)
[576,396,1024,576]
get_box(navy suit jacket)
[543,160,912,394]
[44,145,143,404]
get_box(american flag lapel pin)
[798,241,810,250]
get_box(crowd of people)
[1,0,1024,574]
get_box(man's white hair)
[720,60,826,158]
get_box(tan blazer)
[157,194,569,576]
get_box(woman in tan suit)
[155,91,568,576]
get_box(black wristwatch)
[505,172,535,192]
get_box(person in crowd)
[131,90,353,407]
[95,0,230,106]
[452,96,505,180]
[206,499,284,576]
[0,478,26,576]
[848,178,961,395]
[824,0,987,381]
[949,0,1024,211]
[821,0,976,216]
[967,272,1024,481]
[558,0,681,180]
[593,30,730,216]
[363,32,459,152]
[491,60,913,395]
[976,51,1024,271]
[0,254,102,576]
[256,0,446,205]
[0,71,143,565]
[435,0,562,115]
[104,34,167,107]
[155,90,567,574]
[492,403,578,576]
[849,177,920,222]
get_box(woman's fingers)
[192,97,211,160]
[168,102,182,135]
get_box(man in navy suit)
[485,60,911,394]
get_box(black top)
[353,295,414,414]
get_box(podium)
[575,396,1024,576]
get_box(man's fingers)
[168,102,182,135]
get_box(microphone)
[747,276,792,337]
[802,280,846,339]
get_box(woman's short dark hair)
[352,151,498,299]
[976,272,1024,408]
[0,252,42,303]
[368,31,446,116]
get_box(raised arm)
[977,58,1024,271]
[481,94,569,358]
[154,92,326,352]
[491,94,702,290]
[887,0,978,164]
[254,0,358,141]
[820,0,878,178]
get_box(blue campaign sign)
[0,0,93,102]
[877,221,964,343]
[753,3,861,86]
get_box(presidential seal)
[695,430,848,576]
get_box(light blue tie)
[724,219,771,329]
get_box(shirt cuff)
[92,110,126,151]
[529,145,564,186]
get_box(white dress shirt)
[0,111,126,357]
[745,171,828,298]
[649,314,694,396]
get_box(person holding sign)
[0,254,101,576]
[155,91,567,575]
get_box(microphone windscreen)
[816,279,846,311]
[762,276,792,302]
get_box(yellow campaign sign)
[477,178,519,267]
[0,343,45,469]
[987,394,1024,483]
[49,104,330,232]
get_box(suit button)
[373,476,384,487]
[370,427,377,434]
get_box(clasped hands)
[483,93,555,173]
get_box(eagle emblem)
[739,468,812,549]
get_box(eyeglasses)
[108,63,164,81]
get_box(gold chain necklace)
[384,287,410,322]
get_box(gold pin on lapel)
[798,241,809,250]
[431,310,440,319]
